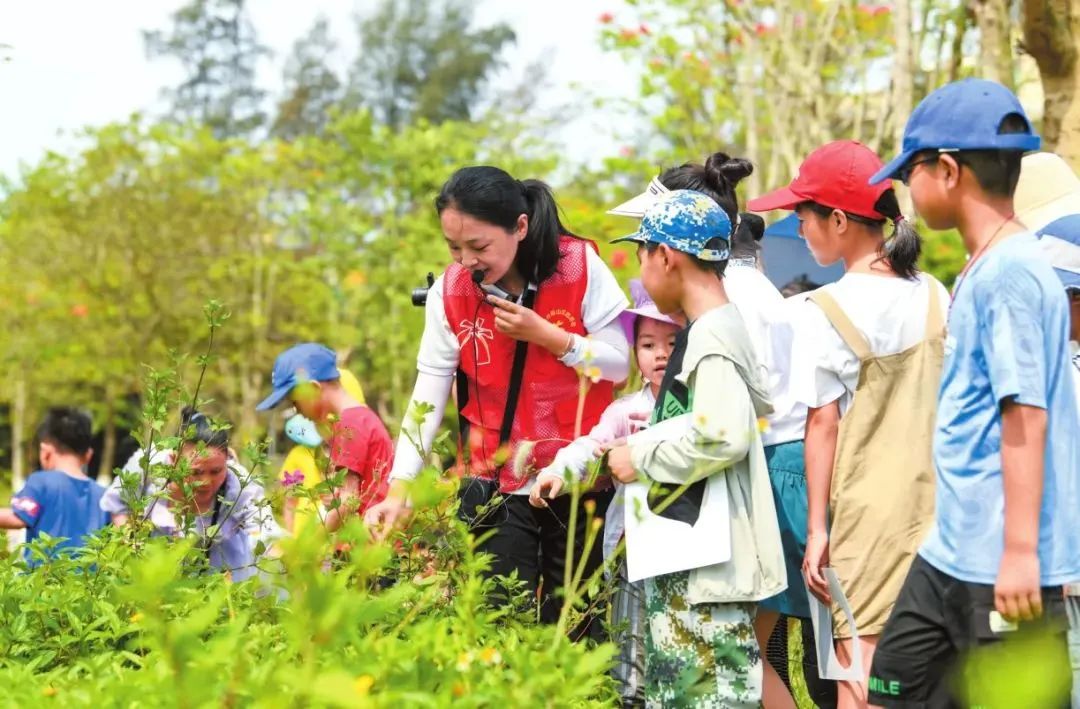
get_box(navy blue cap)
[612,190,732,261]
[871,79,1041,185]
[256,343,339,411]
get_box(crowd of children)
[6,78,1079,708]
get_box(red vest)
[443,236,615,492]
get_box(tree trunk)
[972,0,1016,89]
[1023,0,1080,168]
[893,0,916,213]
[11,374,26,491]
[97,394,117,485]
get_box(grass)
[789,616,816,709]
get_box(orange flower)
[611,251,628,269]
[70,303,89,318]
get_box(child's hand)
[802,531,831,603]
[594,437,626,458]
[995,549,1042,622]
[606,445,637,483]
[628,411,650,433]
[529,473,564,508]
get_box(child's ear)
[940,154,962,189]
[659,244,676,272]
[833,209,847,233]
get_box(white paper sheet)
[622,414,732,583]
[804,568,864,681]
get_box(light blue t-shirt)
[921,232,1080,586]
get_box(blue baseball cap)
[612,189,732,261]
[256,343,340,411]
[871,79,1041,185]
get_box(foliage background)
[0,0,1073,483]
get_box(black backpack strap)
[498,285,538,446]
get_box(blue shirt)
[921,233,1080,586]
[11,470,111,564]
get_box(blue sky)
[0,0,638,181]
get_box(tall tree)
[144,0,271,138]
[346,0,516,129]
[971,0,1016,89]
[1022,0,1080,168]
[271,16,342,140]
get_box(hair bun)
[737,212,765,242]
[704,152,754,188]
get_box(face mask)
[284,414,322,447]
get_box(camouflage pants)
[644,570,761,708]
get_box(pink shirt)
[538,388,656,559]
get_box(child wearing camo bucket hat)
[605,189,784,708]
[530,278,681,708]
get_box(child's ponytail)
[874,189,922,280]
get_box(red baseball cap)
[747,140,892,220]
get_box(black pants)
[458,478,612,640]
[869,555,1071,708]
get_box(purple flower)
[282,470,305,488]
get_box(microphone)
[471,269,485,285]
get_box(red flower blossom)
[611,251,628,269]
[71,303,89,318]
[639,23,651,35]
[599,11,614,24]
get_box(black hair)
[954,113,1032,197]
[798,187,922,279]
[36,407,93,456]
[645,238,731,279]
[180,407,230,451]
[780,275,821,297]
[658,152,754,224]
[731,212,765,260]
[435,166,578,283]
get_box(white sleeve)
[416,275,461,377]
[558,247,630,381]
[388,371,454,481]
[582,247,630,331]
[788,297,853,410]
[559,319,631,382]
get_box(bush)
[0,501,617,707]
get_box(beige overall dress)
[810,280,944,638]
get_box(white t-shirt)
[724,261,806,446]
[790,272,950,416]
[416,246,628,377]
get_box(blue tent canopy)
[760,213,844,289]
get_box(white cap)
[1015,152,1080,232]
[607,176,670,218]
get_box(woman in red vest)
[366,166,630,634]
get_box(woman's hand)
[487,295,565,353]
[364,496,411,540]
[529,473,565,508]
